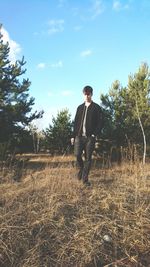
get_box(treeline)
[1,25,150,163]
[100,63,150,164]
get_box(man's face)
[83,92,92,102]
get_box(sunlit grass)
[0,155,150,266]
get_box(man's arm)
[70,107,79,145]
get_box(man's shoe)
[77,169,83,180]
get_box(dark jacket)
[73,101,103,138]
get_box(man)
[71,85,103,186]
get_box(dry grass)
[0,155,150,267]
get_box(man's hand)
[71,138,74,145]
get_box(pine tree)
[44,109,73,154]
[0,25,43,147]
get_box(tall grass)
[0,155,150,266]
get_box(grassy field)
[0,154,150,267]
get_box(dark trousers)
[74,136,95,182]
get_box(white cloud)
[57,0,66,8]
[37,63,46,69]
[72,7,79,16]
[47,91,54,97]
[36,61,63,69]
[1,27,21,63]
[47,90,73,97]
[80,49,92,57]
[113,0,129,11]
[61,90,73,96]
[51,60,63,68]
[91,0,105,19]
[74,25,82,31]
[33,31,39,36]
[76,1,105,21]
[47,19,64,35]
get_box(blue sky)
[1,0,150,130]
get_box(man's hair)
[83,85,93,95]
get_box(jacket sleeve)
[72,107,79,138]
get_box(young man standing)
[71,85,103,186]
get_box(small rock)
[103,234,112,242]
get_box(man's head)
[83,85,93,103]
[83,85,93,96]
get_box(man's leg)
[82,137,95,183]
[74,137,84,180]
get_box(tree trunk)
[136,101,146,164]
